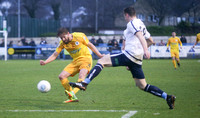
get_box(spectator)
[0,39,4,47]
[21,36,25,44]
[29,39,36,46]
[107,40,113,52]
[40,38,47,45]
[8,41,13,47]
[158,40,165,46]
[54,42,58,46]
[107,40,112,46]
[97,36,104,44]
[112,40,120,50]
[119,36,124,44]
[180,35,187,44]
[111,36,118,46]
[93,39,99,46]
[17,40,23,46]
[21,36,28,46]
[90,36,96,44]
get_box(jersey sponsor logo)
[75,41,79,45]
[171,43,177,45]
[114,58,119,65]
[86,64,91,68]
[69,48,81,54]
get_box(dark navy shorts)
[110,53,145,79]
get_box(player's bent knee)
[137,84,146,90]
[97,54,111,66]
[79,73,87,79]
[58,74,65,80]
[97,58,104,65]
[135,81,147,90]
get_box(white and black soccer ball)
[37,80,51,93]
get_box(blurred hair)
[124,7,136,17]
[57,28,69,37]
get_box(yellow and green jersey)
[167,36,182,51]
[56,32,92,61]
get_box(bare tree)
[190,0,200,24]
[146,0,171,26]
[98,0,135,28]
[48,0,63,20]
[21,0,41,18]
[170,0,200,24]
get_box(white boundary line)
[0,110,137,118]
[122,111,138,118]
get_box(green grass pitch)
[0,59,200,118]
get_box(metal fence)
[0,16,60,37]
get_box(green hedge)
[147,22,200,36]
[40,22,200,37]
[147,26,175,36]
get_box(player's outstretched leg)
[59,71,79,103]
[69,63,104,91]
[144,84,176,109]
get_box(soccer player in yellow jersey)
[40,28,103,103]
[192,33,200,48]
[167,32,182,69]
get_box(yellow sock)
[73,78,84,94]
[60,78,72,91]
[172,60,176,68]
[73,88,80,94]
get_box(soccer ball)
[37,80,51,93]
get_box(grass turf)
[0,59,200,118]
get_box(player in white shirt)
[70,6,176,109]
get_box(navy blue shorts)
[110,53,145,79]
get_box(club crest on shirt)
[75,41,79,45]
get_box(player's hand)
[180,46,182,49]
[99,54,105,58]
[144,50,150,59]
[167,47,169,50]
[121,46,125,51]
[40,60,46,66]
[126,66,130,71]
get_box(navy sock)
[83,63,103,84]
[144,84,167,100]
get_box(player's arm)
[167,39,170,50]
[144,30,154,47]
[193,38,198,48]
[40,42,62,66]
[146,37,155,47]
[40,51,59,65]
[122,39,125,50]
[87,42,103,58]
[178,38,182,49]
[135,31,150,59]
